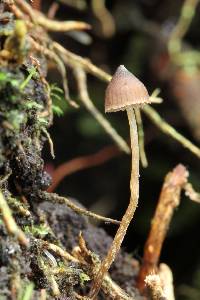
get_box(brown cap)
[105,65,150,113]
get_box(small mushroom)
[89,65,150,299]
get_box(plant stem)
[143,105,200,158]
[137,164,188,292]
[40,191,120,225]
[89,107,139,299]
[0,191,28,246]
[135,108,148,167]
[74,67,130,154]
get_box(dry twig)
[74,67,130,154]
[72,234,135,300]
[184,182,200,203]
[135,108,148,167]
[38,239,79,263]
[0,191,29,246]
[145,274,167,300]
[91,0,115,37]
[40,191,120,225]
[168,0,200,55]
[159,263,175,300]
[31,0,41,11]
[143,105,200,159]
[48,145,121,192]
[53,42,200,159]
[137,164,188,291]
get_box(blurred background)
[41,1,200,299]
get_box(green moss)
[5,110,27,131]
[24,224,49,238]
[79,272,90,287]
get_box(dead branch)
[184,182,200,203]
[74,67,130,154]
[48,145,121,192]
[159,263,175,300]
[0,190,29,246]
[72,234,135,300]
[15,0,91,31]
[145,274,167,300]
[39,191,120,225]
[53,42,200,159]
[31,0,41,11]
[137,164,188,292]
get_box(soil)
[0,2,144,299]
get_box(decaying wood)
[137,164,188,292]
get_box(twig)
[30,38,78,108]
[168,0,200,55]
[53,41,111,82]
[40,289,47,300]
[31,0,41,11]
[39,191,120,225]
[41,127,55,159]
[91,0,115,37]
[73,234,135,300]
[145,274,167,300]
[37,18,91,32]
[39,257,60,296]
[143,105,200,159]
[47,3,59,19]
[0,170,12,185]
[159,263,175,300]
[38,239,79,263]
[15,0,91,32]
[137,164,188,292]
[74,67,130,154]
[184,182,200,203]
[14,0,36,22]
[7,196,31,217]
[48,145,121,192]
[53,42,200,159]
[0,190,29,246]
[135,109,148,167]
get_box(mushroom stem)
[89,106,139,299]
[127,107,140,202]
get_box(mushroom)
[89,65,150,299]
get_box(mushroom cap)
[105,65,150,113]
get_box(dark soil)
[0,2,144,299]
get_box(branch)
[143,106,200,159]
[137,164,188,292]
[0,190,29,246]
[74,67,130,154]
[39,191,120,225]
[145,274,167,300]
[48,145,121,192]
[73,233,135,300]
[53,42,200,159]
[168,0,200,55]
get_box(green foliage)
[24,224,49,238]
[17,282,34,300]
[50,84,65,116]
[79,272,90,287]
[52,104,64,116]
[20,66,38,90]
[0,71,19,88]
[6,110,27,130]
[24,101,43,110]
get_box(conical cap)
[105,65,150,113]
